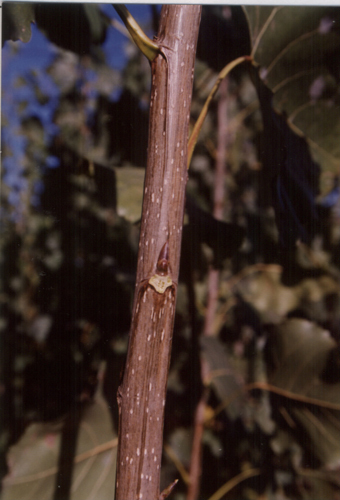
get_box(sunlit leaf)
[235,266,300,323]
[235,266,340,324]
[115,166,145,222]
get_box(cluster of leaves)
[1,4,340,500]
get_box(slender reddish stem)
[187,77,229,500]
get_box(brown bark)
[115,6,202,500]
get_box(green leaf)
[267,319,340,467]
[268,319,339,405]
[35,4,108,54]
[235,266,300,323]
[2,364,117,500]
[83,4,108,45]
[2,3,35,44]
[201,336,246,421]
[244,6,340,193]
[115,166,145,223]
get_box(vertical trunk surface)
[115,6,202,500]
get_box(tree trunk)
[115,6,202,500]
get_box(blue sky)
[1,4,158,215]
[101,4,158,69]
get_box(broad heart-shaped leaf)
[2,365,117,500]
[2,3,35,44]
[244,6,340,194]
[35,3,108,54]
[267,319,340,467]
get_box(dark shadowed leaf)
[254,76,321,249]
[197,6,250,71]
[244,6,340,194]
[201,336,246,420]
[35,3,108,55]
[268,319,338,404]
[267,319,340,467]
[186,195,245,265]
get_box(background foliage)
[1,4,340,500]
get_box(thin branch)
[187,56,251,168]
[159,479,179,500]
[207,468,261,500]
[164,444,190,485]
[186,385,210,500]
[246,382,340,411]
[187,76,230,500]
